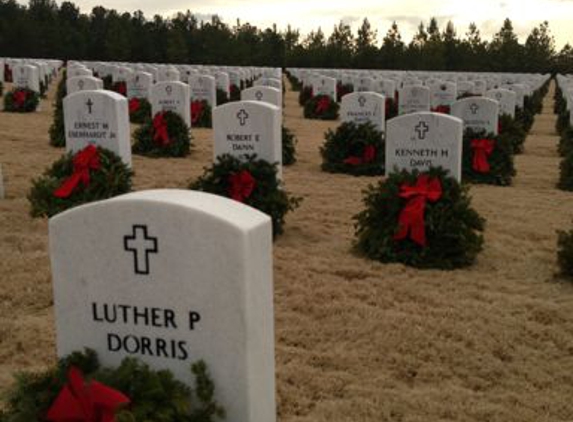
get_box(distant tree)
[524,21,555,72]
[379,21,405,69]
[326,21,354,68]
[354,18,378,68]
[489,18,524,71]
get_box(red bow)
[343,145,376,166]
[471,139,495,173]
[115,82,126,96]
[315,96,331,114]
[153,113,171,146]
[228,170,256,202]
[393,174,442,247]
[128,98,140,114]
[432,105,450,114]
[46,366,130,422]
[191,101,204,125]
[53,145,101,199]
[13,90,28,107]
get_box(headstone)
[386,112,463,181]
[213,101,282,178]
[398,86,430,115]
[66,76,104,95]
[375,78,396,100]
[312,76,336,100]
[457,81,475,97]
[64,90,132,166]
[49,189,276,422]
[127,72,153,99]
[340,92,385,131]
[151,81,192,127]
[215,72,231,99]
[241,86,282,109]
[451,97,499,135]
[353,77,374,92]
[430,82,457,109]
[68,67,93,79]
[254,77,282,90]
[157,67,181,83]
[189,75,217,108]
[12,64,40,93]
[485,89,516,118]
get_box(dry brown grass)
[1,77,573,421]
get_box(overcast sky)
[26,0,573,49]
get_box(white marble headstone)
[398,86,430,115]
[312,76,336,100]
[340,92,386,131]
[430,82,457,109]
[189,75,217,108]
[127,72,153,99]
[66,76,104,95]
[386,112,463,181]
[49,189,276,422]
[151,81,191,127]
[213,101,282,178]
[12,64,40,93]
[485,89,516,118]
[241,86,282,109]
[64,90,132,166]
[451,97,499,135]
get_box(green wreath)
[559,127,573,157]
[385,97,398,120]
[282,125,297,166]
[230,84,241,101]
[462,128,515,186]
[191,99,212,128]
[303,95,339,120]
[28,146,133,218]
[3,88,40,113]
[558,150,573,191]
[321,121,384,176]
[557,225,573,280]
[133,111,191,157]
[216,89,229,105]
[49,73,67,147]
[298,86,312,106]
[129,97,152,124]
[190,154,302,236]
[498,114,526,154]
[287,74,302,91]
[0,349,224,422]
[353,167,485,269]
[336,83,353,102]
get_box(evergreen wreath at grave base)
[556,110,570,136]
[298,86,312,106]
[133,111,191,158]
[0,349,225,422]
[558,150,573,191]
[353,167,485,270]
[462,128,515,186]
[516,107,534,133]
[385,98,398,120]
[216,89,229,105]
[230,84,241,101]
[282,125,298,165]
[28,146,133,218]
[112,81,127,96]
[128,97,152,124]
[3,87,40,112]
[498,114,526,154]
[287,73,302,91]
[336,83,353,102]
[303,94,339,120]
[102,75,113,90]
[190,154,302,236]
[559,127,573,157]
[557,226,573,280]
[0,81,3,97]
[191,99,212,128]
[320,121,385,176]
[49,73,67,147]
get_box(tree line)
[1,0,572,74]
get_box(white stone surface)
[66,76,103,95]
[189,75,217,108]
[241,86,282,109]
[49,189,276,422]
[485,89,516,118]
[127,72,153,99]
[451,97,499,135]
[398,86,430,115]
[340,92,386,131]
[12,64,40,93]
[386,112,463,181]
[64,90,132,167]
[151,81,191,128]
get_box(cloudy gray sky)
[28,0,573,48]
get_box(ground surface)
[1,78,572,421]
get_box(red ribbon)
[53,145,101,199]
[471,139,495,173]
[191,101,204,125]
[46,366,130,422]
[432,105,450,114]
[343,145,376,166]
[128,98,140,114]
[115,82,127,96]
[13,89,28,108]
[393,174,442,247]
[152,113,171,146]
[315,96,331,114]
[228,170,256,202]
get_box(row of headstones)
[556,74,573,127]
[0,58,63,92]
[66,71,282,110]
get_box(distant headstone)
[12,64,40,93]
[241,86,282,109]
[340,92,386,131]
[157,67,180,82]
[189,75,217,108]
[386,112,463,181]
[485,89,516,118]
[64,90,132,166]
[213,101,282,178]
[451,97,499,135]
[66,76,104,95]
[430,82,457,109]
[49,189,276,422]
[151,81,191,127]
[312,76,336,100]
[398,86,430,115]
[127,72,153,99]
